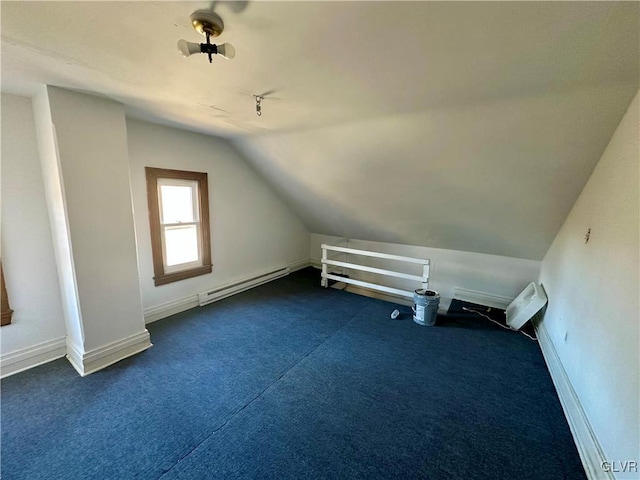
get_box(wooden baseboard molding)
[1,337,67,378]
[535,322,612,480]
[66,330,152,377]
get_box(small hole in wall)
[584,228,591,244]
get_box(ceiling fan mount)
[190,10,224,38]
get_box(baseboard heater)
[198,267,290,307]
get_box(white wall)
[539,92,639,477]
[36,87,149,359]
[126,119,310,313]
[0,94,66,355]
[1,91,309,373]
[311,234,540,311]
[31,88,85,353]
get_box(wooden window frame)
[1,261,13,326]
[145,167,212,286]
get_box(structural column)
[32,86,150,376]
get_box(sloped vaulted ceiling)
[229,2,639,260]
[2,1,638,260]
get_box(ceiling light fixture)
[177,10,236,63]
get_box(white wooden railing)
[321,243,430,299]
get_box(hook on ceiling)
[253,95,263,116]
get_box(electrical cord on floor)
[462,306,537,341]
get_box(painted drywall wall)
[35,87,148,355]
[311,234,540,312]
[126,119,310,313]
[31,88,84,354]
[539,92,639,477]
[0,93,65,355]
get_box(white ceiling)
[2,1,638,260]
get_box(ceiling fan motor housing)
[190,10,224,37]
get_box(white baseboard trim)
[289,258,311,272]
[453,287,513,310]
[345,285,413,306]
[340,285,451,314]
[536,322,611,480]
[66,330,152,377]
[144,295,199,324]
[0,337,67,379]
[144,260,311,324]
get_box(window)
[145,167,212,286]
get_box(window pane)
[164,225,199,266]
[160,185,196,224]
[146,168,211,285]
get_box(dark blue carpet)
[1,268,585,479]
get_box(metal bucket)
[413,289,440,326]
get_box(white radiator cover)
[505,282,548,330]
[198,267,290,306]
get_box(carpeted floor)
[1,268,586,479]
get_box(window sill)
[153,264,212,286]
[1,310,13,326]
